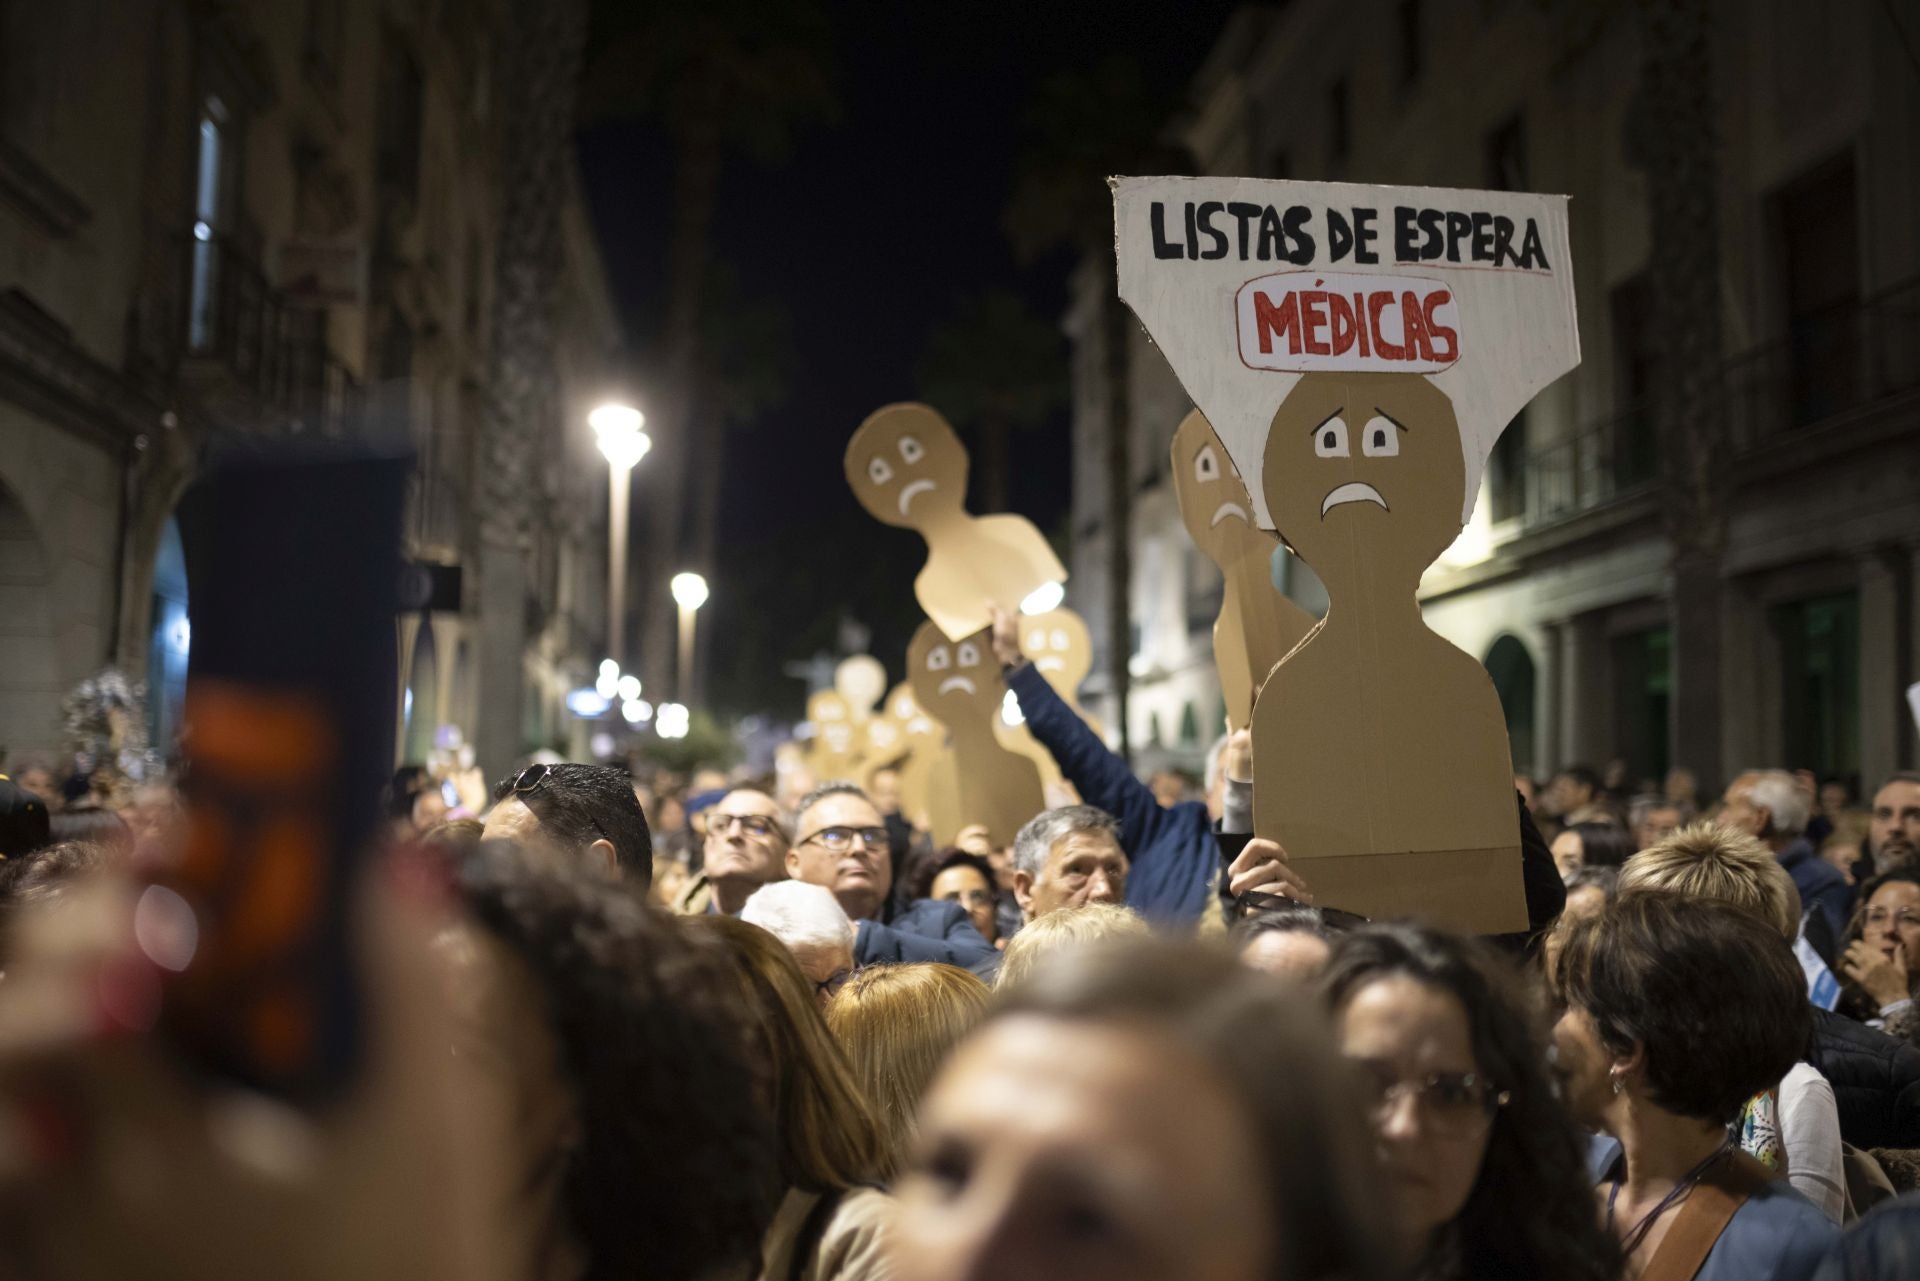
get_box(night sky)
[577,0,1236,718]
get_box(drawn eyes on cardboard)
[956,641,981,668]
[899,435,925,463]
[869,457,894,485]
[1194,445,1221,483]
[1314,416,1350,458]
[927,646,951,672]
[1362,415,1401,457]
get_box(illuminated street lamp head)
[591,403,651,470]
[670,571,709,611]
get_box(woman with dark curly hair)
[1323,921,1620,1281]
[452,841,781,1281]
[1838,868,1920,1044]
[1553,893,1835,1280]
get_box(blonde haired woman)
[995,901,1150,989]
[688,915,892,1281]
[826,964,991,1179]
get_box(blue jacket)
[1588,1135,1837,1281]
[1780,838,1853,945]
[856,898,999,980]
[1006,663,1216,927]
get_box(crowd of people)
[2,636,1920,1278]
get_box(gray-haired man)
[1011,805,1130,922]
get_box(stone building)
[1068,0,1919,791]
[0,0,617,775]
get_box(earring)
[1609,1070,1624,1096]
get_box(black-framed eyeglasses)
[1348,1058,1510,1137]
[796,825,890,853]
[815,968,853,998]
[709,812,784,841]
[506,763,611,843]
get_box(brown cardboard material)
[846,403,1068,641]
[1169,410,1317,729]
[885,682,959,837]
[906,619,1044,847]
[1115,177,1580,934]
[802,689,864,783]
[835,655,887,721]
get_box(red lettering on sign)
[1400,290,1432,362]
[1301,292,1331,355]
[1368,291,1405,360]
[1424,289,1458,362]
[1254,291,1300,355]
[1352,292,1371,358]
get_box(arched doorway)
[402,622,439,765]
[0,479,56,752]
[1483,634,1537,775]
[147,517,191,751]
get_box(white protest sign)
[1114,177,1578,526]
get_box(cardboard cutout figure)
[1170,410,1318,729]
[1115,177,1579,933]
[846,403,1067,641]
[884,681,960,838]
[803,690,864,783]
[835,655,887,722]
[907,620,1044,847]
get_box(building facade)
[0,0,616,776]
[1068,0,1920,790]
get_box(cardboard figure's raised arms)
[846,403,1067,641]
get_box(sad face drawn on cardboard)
[907,625,1000,727]
[1261,372,1466,595]
[846,403,1069,641]
[1172,410,1264,566]
[845,404,968,530]
[1020,608,1092,689]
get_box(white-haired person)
[742,880,858,1002]
[1718,769,1852,951]
[1008,805,1135,924]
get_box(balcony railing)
[181,231,358,433]
[1519,275,1918,532]
[1725,276,1920,452]
[1523,403,1658,527]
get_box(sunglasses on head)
[506,763,612,844]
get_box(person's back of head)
[740,879,857,989]
[684,913,887,1193]
[0,839,111,964]
[452,840,777,1281]
[1739,768,1812,841]
[824,962,990,1178]
[489,762,653,888]
[1620,822,1801,941]
[995,901,1149,989]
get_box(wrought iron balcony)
[180,230,358,434]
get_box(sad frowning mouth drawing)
[898,479,935,516]
[1320,482,1387,518]
[1209,501,1251,527]
[938,675,977,696]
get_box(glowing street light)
[591,403,651,675]
[670,571,708,705]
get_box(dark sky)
[576,0,1237,718]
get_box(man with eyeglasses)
[785,781,997,978]
[674,787,792,915]
[482,762,653,888]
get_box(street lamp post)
[669,571,708,706]
[591,403,650,675]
